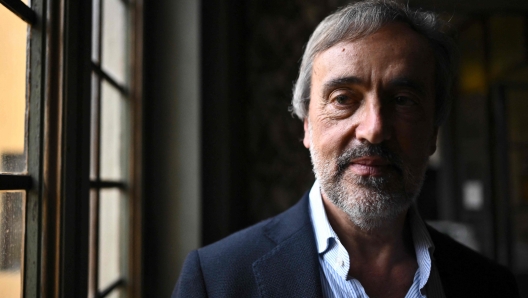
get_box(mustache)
[335,143,404,177]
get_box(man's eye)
[335,95,352,105]
[329,90,358,106]
[394,96,416,106]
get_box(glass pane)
[92,0,101,63]
[100,81,125,181]
[102,0,127,85]
[105,287,123,298]
[0,191,25,298]
[90,73,100,180]
[89,189,97,297]
[0,5,28,173]
[98,188,123,291]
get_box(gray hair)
[291,0,456,126]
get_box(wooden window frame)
[0,0,143,297]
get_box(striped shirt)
[308,180,445,298]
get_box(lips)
[349,156,393,176]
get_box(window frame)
[88,0,143,296]
[0,0,42,296]
[0,0,143,296]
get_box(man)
[173,1,520,297]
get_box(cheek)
[312,117,355,155]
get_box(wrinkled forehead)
[314,21,432,60]
[312,23,436,80]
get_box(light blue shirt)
[308,180,445,298]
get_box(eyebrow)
[320,76,430,98]
[321,76,362,97]
[388,78,428,97]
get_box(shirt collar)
[308,179,435,290]
[408,204,435,290]
[308,179,334,254]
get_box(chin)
[309,136,428,231]
[318,162,427,231]
[322,176,416,231]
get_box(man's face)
[303,23,438,230]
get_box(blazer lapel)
[252,194,322,298]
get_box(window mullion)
[0,0,36,24]
[89,0,103,295]
[23,0,45,296]
[98,277,125,298]
[58,0,93,296]
[0,174,32,190]
[128,1,144,296]
[90,181,127,189]
[91,62,129,96]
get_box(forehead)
[312,22,436,90]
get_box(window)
[89,0,142,297]
[0,0,143,297]
[0,1,37,297]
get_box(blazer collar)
[252,192,322,297]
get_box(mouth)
[348,156,396,176]
[333,144,404,179]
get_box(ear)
[303,119,311,149]
[429,126,439,156]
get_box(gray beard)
[309,139,425,232]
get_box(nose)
[354,99,391,144]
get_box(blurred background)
[1,0,528,297]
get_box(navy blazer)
[173,192,519,297]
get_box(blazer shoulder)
[428,225,520,298]
[184,193,313,297]
[198,191,311,263]
[428,225,507,271]
[172,250,207,297]
[199,217,276,262]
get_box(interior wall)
[143,0,201,296]
[200,0,252,246]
